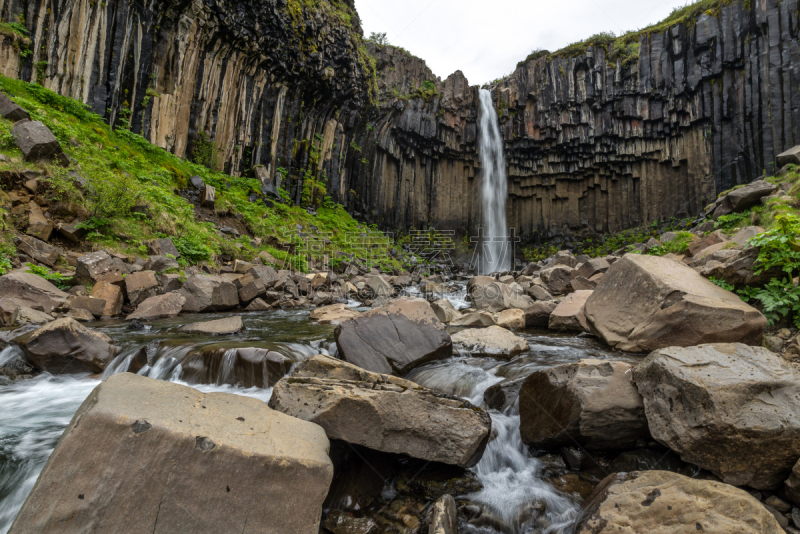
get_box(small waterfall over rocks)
[478,88,510,275]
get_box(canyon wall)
[0,0,798,241]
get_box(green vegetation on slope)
[0,75,402,273]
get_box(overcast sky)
[355,0,694,85]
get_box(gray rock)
[15,234,62,266]
[11,120,62,161]
[0,272,67,314]
[124,271,159,307]
[147,238,180,258]
[75,250,127,285]
[451,326,528,359]
[634,343,800,489]
[483,377,526,411]
[0,92,30,122]
[143,255,179,273]
[15,317,119,373]
[126,292,186,321]
[524,301,558,328]
[777,146,800,168]
[180,275,239,313]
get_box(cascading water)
[479,88,510,275]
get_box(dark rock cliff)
[1,0,798,241]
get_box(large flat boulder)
[470,281,533,312]
[451,326,528,359]
[309,303,360,324]
[519,359,647,451]
[0,92,30,121]
[177,316,244,335]
[584,254,766,352]
[15,234,62,266]
[575,471,783,534]
[268,356,490,467]
[634,344,800,489]
[548,290,592,332]
[334,298,452,375]
[712,180,778,218]
[9,373,333,534]
[15,317,119,374]
[0,271,67,313]
[126,292,185,321]
[180,275,239,313]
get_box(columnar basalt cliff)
[1,0,798,240]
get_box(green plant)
[191,131,216,168]
[174,236,214,263]
[714,211,752,232]
[367,32,389,45]
[748,214,800,276]
[76,217,112,241]
[26,263,71,289]
[709,277,735,291]
[647,231,695,256]
[739,278,800,327]
[0,255,11,276]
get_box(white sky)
[355,0,695,85]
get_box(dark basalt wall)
[1,0,798,241]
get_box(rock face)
[9,373,333,534]
[519,360,647,451]
[584,254,766,352]
[574,471,783,534]
[268,355,491,468]
[180,275,239,313]
[451,326,529,359]
[334,298,452,375]
[15,317,119,374]
[0,272,67,314]
[635,344,800,489]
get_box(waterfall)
[478,89,510,275]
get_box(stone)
[551,250,579,268]
[15,234,61,266]
[0,272,67,314]
[124,270,159,307]
[233,260,254,274]
[11,120,62,161]
[786,459,800,505]
[520,262,540,276]
[496,308,525,329]
[268,355,491,467]
[56,222,86,243]
[731,226,764,246]
[539,265,574,295]
[688,230,729,256]
[765,495,791,513]
[237,274,266,303]
[395,461,482,501]
[524,301,558,328]
[451,326,528,359]
[519,360,647,451]
[584,254,766,352]
[367,275,393,298]
[245,298,271,311]
[0,92,30,121]
[428,495,457,534]
[714,180,779,217]
[201,184,216,208]
[66,308,95,322]
[126,292,186,321]
[483,377,526,411]
[90,281,123,317]
[181,347,291,388]
[334,298,452,375]
[0,298,54,326]
[526,285,553,301]
[548,290,592,332]
[75,250,127,285]
[322,511,378,534]
[143,255,179,273]
[430,299,463,323]
[160,273,182,293]
[178,316,244,335]
[309,303,360,324]
[703,246,782,287]
[576,258,610,279]
[634,344,800,489]
[65,295,106,318]
[26,202,52,241]
[574,471,783,534]
[247,264,280,288]
[9,373,333,534]
[777,146,800,167]
[15,317,119,374]
[189,175,205,191]
[180,275,239,313]
[146,238,179,258]
[471,281,534,311]
[450,311,496,327]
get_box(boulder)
[124,270,159,307]
[15,317,119,373]
[67,308,95,322]
[584,254,766,352]
[0,298,53,326]
[483,377,526,411]
[309,303,360,324]
[11,120,62,161]
[15,234,61,266]
[548,290,592,332]
[180,275,239,313]
[712,180,778,218]
[245,298,271,312]
[524,301,557,328]
[26,202,53,241]
[201,184,216,209]
[0,344,36,379]
[64,295,106,318]
[9,373,333,534]
[687,230,728,256]
[550,250,579,268]
[126,292,186,321]
[428,495,457,534]
[520,359,646,451]
[367,275,393,297]
[142,255,179,273]
[703,246,782,287]
[526,285,553,301]
[634,343,800,489]
[0,92,30,121]
[731,226,764,246]
[160,273,182,293]
[181,347,291,388]
[268,355,491,467]
[777,145,800,167]
[177,316,244,335]
[236,274,266,303]
[574,471,783,534]
[471,281,533,312]
[576,258,610,279]
[90,281,123,317]
[496,308,525,329]
[786,459,800,505]
[0,271,67,313]
[450,311,496,327]
[539,265,573,295]
[75,250,127,285]
[451,326,528,359]
[248,265,280,288]
[569,276,595,291]
[431,299,463,323]
[334,298,452,375]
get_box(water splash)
[479,88,510,275]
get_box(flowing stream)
[479,88,510,275]
[0,309,623,533]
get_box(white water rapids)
[479,88,511,275]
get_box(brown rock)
[245,298,271,311]
[26,202,52,241]
[15,317,119,373]
[496,308,525,329]
[451,311,496,327]
[65,295,106,318]
[180,275,239,313]
[524,301,558,328]
[15,234,62,266]
[126,292,185,321]
[0,271,67,314]
[124,271,159,307]
[75,251,127,286]
[786,459,800,506]
[177,316,244,335]
[548,290,592,332]
[201,184,216,208]
[90,281,123,317]
[309,303,360,324]
[540,265,574,295]
[428,495,457,534]
[451,326,528,359]
[181,347,291,387]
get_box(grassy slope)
[0,75,403,274]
